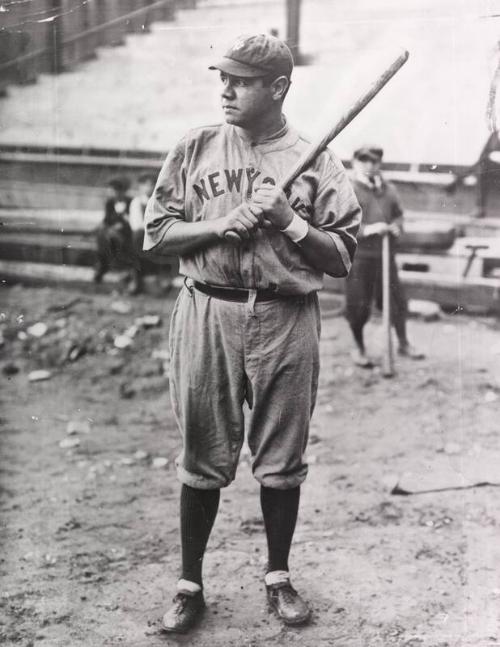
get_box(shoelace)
[274,584,297,603]
[172,593,190,610]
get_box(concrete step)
[0,259,121,291]
[0,259,183,293]
[0,212,176,268]
[0,208,101,234]
[401,270,500,314]
[0,231,97,266]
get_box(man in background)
[345,146,424,367]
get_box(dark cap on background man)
[209,34,294,79]
[353,146,384,162]
[108,176,131,193]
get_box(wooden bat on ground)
[224,49,409,244]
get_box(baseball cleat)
[161,590,205,634]
[266,581,311,626]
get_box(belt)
[192,280,290,303]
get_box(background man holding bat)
[143,33,361,633]
[345,146,424,367]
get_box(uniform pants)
[344,254,407,342]
[169,284,321,490]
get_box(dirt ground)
[1,283,500,647]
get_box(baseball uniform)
[144,121,360,489]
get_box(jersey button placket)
[245,148,259,288]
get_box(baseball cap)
[209,34,294,79]
[353,146,384,162]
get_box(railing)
[0,0,193,94]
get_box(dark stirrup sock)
[180,484,220,587]
[260,485,301,573]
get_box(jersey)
[143,121,361,295]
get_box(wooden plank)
[401,271,500,313]
[0,232,97,267]
[0,260,122,291]
[0,228,175,268]
[0,209,102,234]
[0,259,179,290]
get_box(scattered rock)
[47,297,84,312]
[110,300,132,314]
[151,349,170,362]
[43,554,57,566]
[66,343,87,362]
[240,517,265,534]
[123,325,139,339]
[67,420,91,435]
[408,299,441,321]
[119,382,136,399]
[354,501,403,526]
[484,390,499,403]
[18,331,28,341]
[114,335,133,349]
[119,457,136,466]
[418,514,453,529]
[152,457,168,469]
[59,437,80,449]
[27,322,48,337]
[443,442,461,455]
[2,363,19,376]
[28,369,52,382]
[417,377,440,389]
[109,360,125,375]
[56,518,82,533]
[133,450,149,461]
[135,314,162,328]
[135,359,163,378]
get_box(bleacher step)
[0,260,121,291]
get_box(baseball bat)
[381,231,394,378]
[224,49,409,243]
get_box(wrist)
[275,205,295,230]
[280,211,309,243]
[211,218,227,239]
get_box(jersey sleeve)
[311,152,362,275]
[143,137,187,251]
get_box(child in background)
[127,173,156,294]
[94,176,135,286]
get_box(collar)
[353,169,384,192]
[230,116,297,151]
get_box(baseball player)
[143,34,361,633]
[345,146,424,367]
